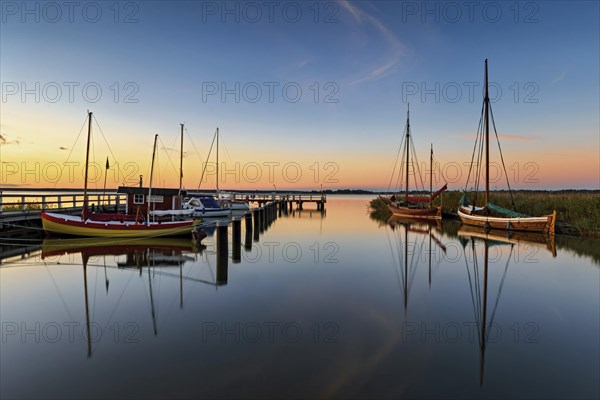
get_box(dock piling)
[232,217,241,263]
[216,221,228,284]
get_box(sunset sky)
[1,1,598,191]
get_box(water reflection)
[386,217,446,314]
[457,226,557,387]
[0,197,598,398]
[39,237,213,358]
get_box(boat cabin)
[117,186,186,216]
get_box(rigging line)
[91,122,98,190]
[221,140,234,166]
[395,123,410,193]
[157,135,180,179]
[92,262,99,321]
[44,263,75,321]
[197,129,218,191]
[100,264,136,334]
[184,128,204,166]
[158,260,185,330]
[53,116,88,190]
[489,105,517,211]
[431,153,448,185]
[92,114,128,185]
[388,135,404,193]
[385,225,403,292]
[407,233,426,294]
[474,114,485,203]
[465,102,486,192]
[473,241,482,323]
[395,227,407,291]
[409,137,425,192]
[0,237,44,242]
[488,244,513,330]
[462,243,481,346]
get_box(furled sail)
[486,202,528,218]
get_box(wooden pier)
[0,189,126,229]
[0,189,325,231]
[186,191,327,210]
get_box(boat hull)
[457,225,556,256]
[458,207,556,234]
[41,212,200,238]
[388,204,442,219]
[192,209,231,218]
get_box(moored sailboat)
[41,113,200,237]
[457,60,556,234]
[382,105,447,219]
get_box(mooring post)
[260,206,266,232]
[244,210,252,234]
[268,202,273,223]
[232,217,241,263]
[253,208,261,241]
[216,221,228,284]
[244,212,253,251]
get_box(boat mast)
[83,257,92,357]
[484,59,490,206]
[81,111,92,220]
[216,127,220,196]
[179,123,184,194]
[480,242,489,386]
[405,104,410,201]
[430,143,433,206]
[147,134,158,224]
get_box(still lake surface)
[1,195,598,399]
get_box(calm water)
[1,196,598,399]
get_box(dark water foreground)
[1,196,598,399]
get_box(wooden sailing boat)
[41,112,200,237]
[382,105,447,219]
[457,60,556,234]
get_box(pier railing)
[0,191,126,214]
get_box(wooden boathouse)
[116,186,185,215]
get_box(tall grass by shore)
[370,190,600,236]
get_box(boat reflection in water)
[386,216,446,314]
[457,226,558,386]
[40,237,220,358]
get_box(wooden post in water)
[232,217,241,263]
[259,206,265,232]
[216,221,228,285]
[253,208,260,242]
[244,211,253,251]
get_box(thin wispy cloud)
[550,69,568,85]
[339,1,407,86]
[0,133,21,145]
[457,133,540,142]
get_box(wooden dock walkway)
[0,189,326,231]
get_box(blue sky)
[1,1,599,190]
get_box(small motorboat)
[183,196,231,218]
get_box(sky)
[0,0,598,191]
